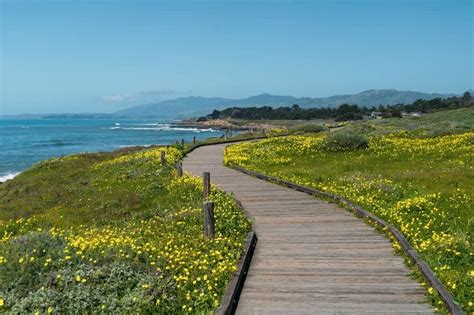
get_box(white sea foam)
[116,144,154,148]
[129,123,164,126]
[103,124,218,132]
[0,172,20,183]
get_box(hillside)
[0,145,250,313]
[197,93,473,124]
[112,94,298,118]
[112,90,458,119]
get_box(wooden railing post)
[177,162,183,177]
[160,151,166,164]
[203,201,215,238]
[203,172,210,200]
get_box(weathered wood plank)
[236,303,434,314]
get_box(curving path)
[183,143,434,314]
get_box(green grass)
[0,145,250,313]
[227,118,330,128]
[225,108,474,312]
[351,107,474,137]
[229,107,474,135]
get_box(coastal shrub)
[424,123,471,138]
[342,123,377,136]
[291,124,325,134]
[323,132,368,151]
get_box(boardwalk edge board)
[215,231,257,315]
[230,165,464,315]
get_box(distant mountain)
[112,93,298,118]
[43,113,112,119]
[112,89,459,119]
[0,113,113,120]
[298,89,457,108]
[0,114,47,119]
[241,93,298,105]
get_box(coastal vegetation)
[224,108,474,312]
[0,146,250,313]
[200,92,473,122]
[1,106,472,313]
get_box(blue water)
[0,119,220,181]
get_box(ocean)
[0,119,220,182]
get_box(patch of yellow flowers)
[94,146,182,169]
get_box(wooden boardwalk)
[183,143,434,314]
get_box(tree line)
[199,92,473,122]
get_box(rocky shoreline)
[177,119,278,131]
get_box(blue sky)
[1,0,472,114]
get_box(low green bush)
[424,123,471,138]
[291,124,325,134]
[323,132,368,151]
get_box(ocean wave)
[116,144,154,148]
[166,127,218,133]
[103,125,218,132]
[128,123,165,126]
[0,172,20,183]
